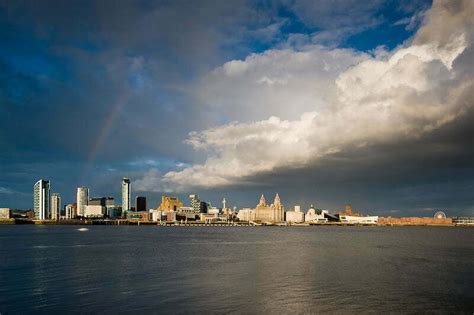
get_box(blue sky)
[1,0,473,216]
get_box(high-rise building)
[65,203,77,219]
[77,186,89,217]
[121,178,131,214]
[136,196,147,212]
[51,193,61,220]
[189,194,201,213]
[189,194,208,213]
[33,179,50,220]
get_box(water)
[0,225,472,313]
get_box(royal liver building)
[255,193,284,223]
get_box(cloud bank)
[135,0,474,193]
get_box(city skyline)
[23,177,454,219]
[1,0,473,216]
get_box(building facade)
[237,208,256,221]
[285,205,305,223]
[65,203,77,219]
[121,177,131,214]
[34,179,50,220]
[159,196,184,211]
[76,187,89,217]
[254,194,284,223]
[50,193,61,220]
[189,194,201,212]
[136,196,147,212]
[305,206,328,223]
[0,208,12,219]
[84,205,104,218]
[127,211,150,222]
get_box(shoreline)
[1,219,472,227]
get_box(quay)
[1,218,472,227]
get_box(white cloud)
[135,0,474,193]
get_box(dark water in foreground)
[0,226,472,314]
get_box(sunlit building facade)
[76,186,89,217]
[121,177,131,214]
[33,179,50,220]
[65,203,77,219]
[254,193,284,223]
[50,193,61,220]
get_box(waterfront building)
[0,208,12,219]
[285,205,305,223]
[159,196,184,211]
[176,206,199,220]
[65,203,76,219]
[189,194,201,212]
[106,206,122,219]
[452,217,474,225]
[189,194,209,213]
[34,179,50,220]
[207,207,220,215]
[50,193,61,220]
[253,193,284,223]
[200,213,220,223]
[152,209,178,222]
[237,208,256,221]
[305,206,328,223]
[136,196,147,212]
[76,187,89,217]
[89,196,115,215]
[378,216,451,225]
[84,205,104,218]
[121,178,131,214]
[340,215,378,224]
[151,210,162,222]
[127,211,150,222]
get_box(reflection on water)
[0,226,472,313]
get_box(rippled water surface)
[0,225,472,313]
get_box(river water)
[0,225,472,313]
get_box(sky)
[0,0,473,216]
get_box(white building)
[207,207,220,215]
[152,210,176,222]
[65,203,75,219]
[151,210,162,222]
[340,215,378,224]
[84,205,104,218]
[237,208,256,221]
[285,205,305,223]
[50,193,61,220]
[76,186,89,217]
[121,177,131,214]
[34,179,50,220]
[305,206,328,223]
